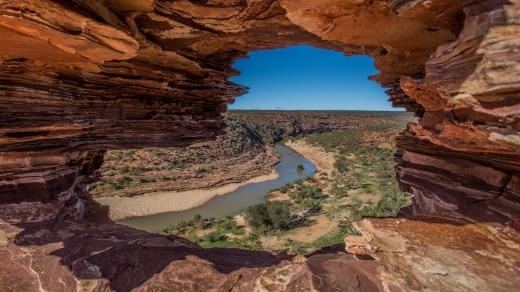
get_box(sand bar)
[284,140,335,175]
[95,171,279,220]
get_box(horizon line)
[227,109,407,112]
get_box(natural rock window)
[0,0,518,291]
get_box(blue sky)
[228,45,400,111]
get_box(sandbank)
[95,171,279,221]
[284,140,335,175]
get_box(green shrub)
[292,185,323,200]
[334,156,349,173]
[197,220,208,229]
[204,231,227,242]
[245,200,292,232]
[176,220,188,230]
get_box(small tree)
[176,220,188,231]
[197,220,208,229]
[245,201,292,232]
[290,186,324,219]
[244,203,269,230]
[334,155,349,173]
[266,200,292,230]
[221,217,236,230]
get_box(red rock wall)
[0,0,519,291]
[395,0,520,228]
[1,0,516,227]
[0,0,457,219]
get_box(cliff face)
[395,0,520,228]
[0,0,519,291]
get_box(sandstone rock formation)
[344,235,367,256]
[0,0,519,291]
[353,216,520,291]
[0,198,384,291]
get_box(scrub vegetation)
[162,112,414,255]
[94,117,278,197]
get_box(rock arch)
[0,0,518,290]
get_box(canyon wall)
[0,0,518,291]
[395,0,520,228]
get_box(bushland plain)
[94,110,416,255]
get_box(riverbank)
[159,121,413,255]
[284,140,334,175]
[96,171,279,220]
[97,141,327,222]
[93,119,279,199]
[114,143,316,232]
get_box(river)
[117,143,317,232]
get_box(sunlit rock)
[0,0,518,290]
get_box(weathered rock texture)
[395,0,520,229]
[0,0,519,291]
[353,216,520,292]
[1,200,384,291]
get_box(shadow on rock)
[10,201,281,291]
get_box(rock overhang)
[0,0,519,291]
[0,0,466,151]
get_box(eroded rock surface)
[0,0,519,291]
[353,216,520,291]
[395,0,520,229]
[0,202,384,291]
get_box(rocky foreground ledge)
[348,216,520,291]
[0,199,383,291]
[1,209,518,291]
[0,0,519,291]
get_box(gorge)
[0,0,519,291]
[108,143,316,232]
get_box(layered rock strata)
[395,0,520,228]
[0,0,519,291]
